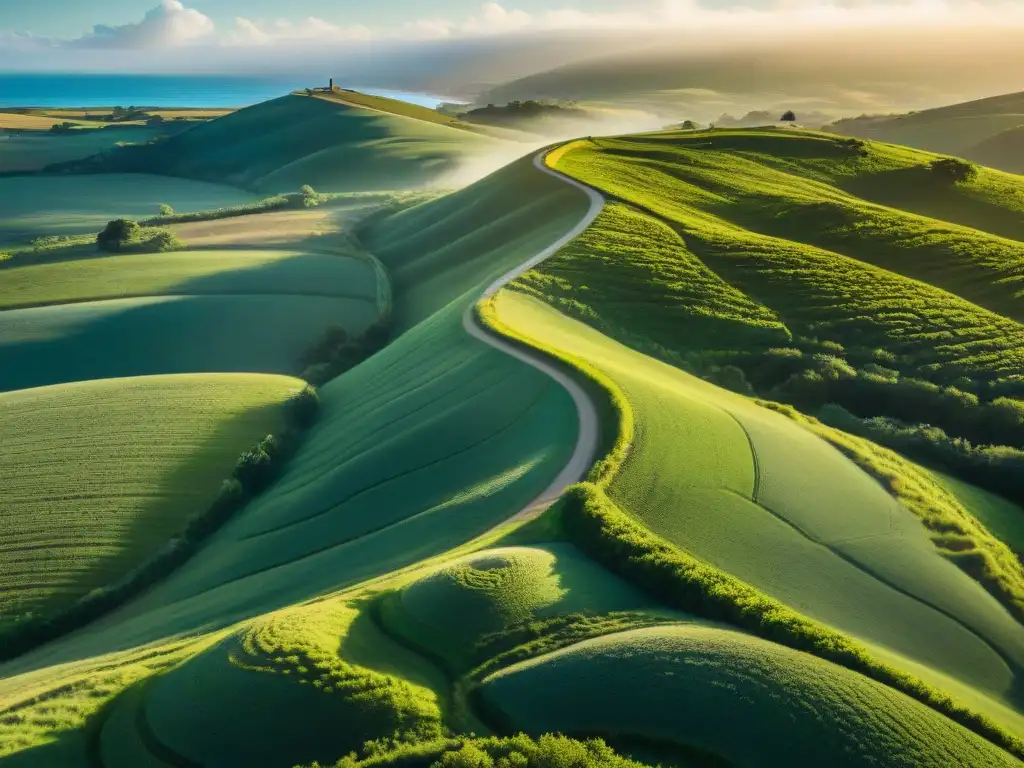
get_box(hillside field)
[0,373,304,627]
[0,175,254,247]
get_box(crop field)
[0,113,95,130]
[0,294,378,392]
[0,175,254,246]
[0,373,304,624]
[492,290,1024,712]
[0,249,378,310]
[478,625,1021,767]
[91,94,499,194]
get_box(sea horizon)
[0,73,458,110]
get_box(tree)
[157,203,174,217]
[97,219,140,252]
[681,120,698,130]
[929,157,978,184]
[780,110,797,122]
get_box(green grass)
[0,127,165,173]
[0,249,377,310]
[478,625,1021,767]
[138,599,444,767]
[0,373,304,625]
[0,295,379,393]
[0,175,255,248]
[0,248,381,392]
[82,94,500,194]
[935,472,1024,556]
[828,90,1024,163]
[382,545,656,670]
[490,290,1024,716]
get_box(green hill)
[829,90,1024,173]
[478,625,1020,767]
[59,93,502,193]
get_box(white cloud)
[227,16,371,45]
[74,0,214,49]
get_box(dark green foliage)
[780,111,797,122]
[96,218,141,252]
[49,121,77,134]
[559,482,1024,760]
[302,318,393,387]
[929,157,978,184]
[680,120,698,130]
[0,388,321,662]
[310,733,654,768]
[96,219,181,254]
[462,101,587,127]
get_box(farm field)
[0,127,164,173]
[0,373,304,626]
[0,294,377,392]
[0,249,378,310]
[0,175,255,246]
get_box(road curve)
[462,149,606,515]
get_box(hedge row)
[0,386,321,661]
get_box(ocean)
[0,73,453,109]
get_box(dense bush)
[158,203,174,216]
[96,218,182,254]
[302,318,393,387]
[0,385,320,661]
[929,157,978,184]
[559,483,1024,759]
[97,218,141,252]
[309,734,653,768]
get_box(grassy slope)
[492,291,1024,721]
[479,625,1021,768]
[0,175,254,247]
[0,249,376,310]
[968,126,1024,174]
[829,90,1024,158]
[0,128,164,173]
[0,373,304,625]
[384,545,658,668]
[0,249,380,392]
[121,94,496,193]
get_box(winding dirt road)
[462,149,606,517]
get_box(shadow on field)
[842,166,1024,242]
[0,253,379,393]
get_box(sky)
[2,0,1024,112]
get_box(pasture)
[0,175,254,246]
[0,249,378,310]
[0,127,165,173]
[479,625,1021,767]
[0,373,304,624]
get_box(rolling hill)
[829,90,1024,173]
[4,94,1024,768]
[53,93,507,194]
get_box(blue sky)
[1,0,627,38]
